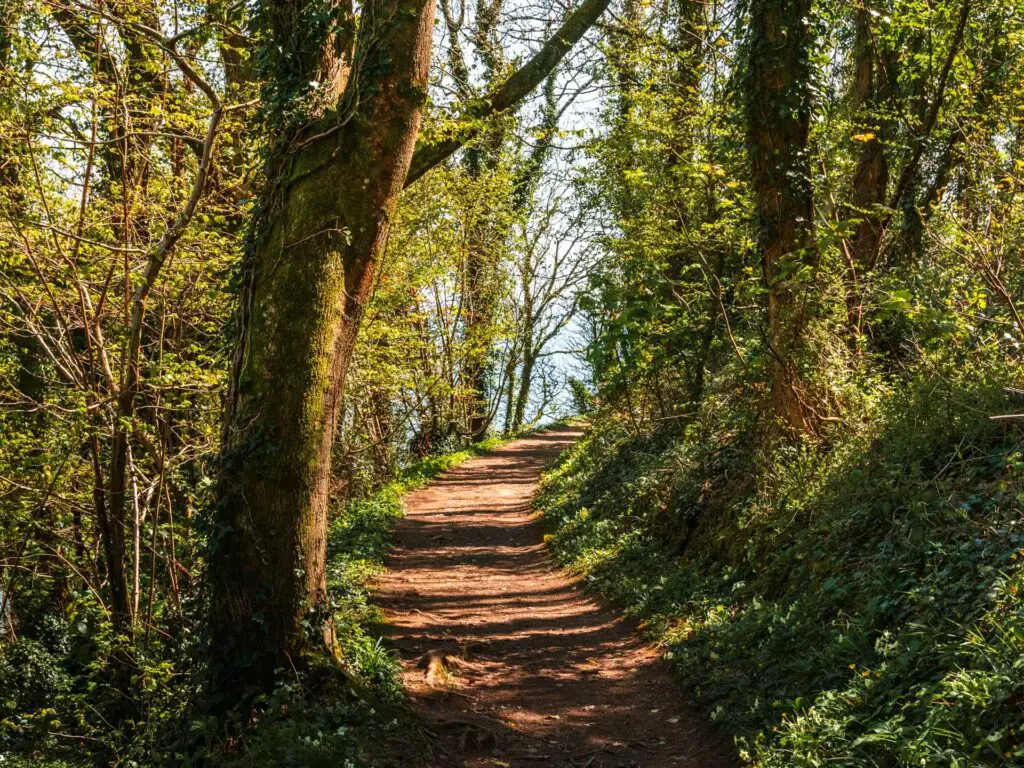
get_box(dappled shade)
[373,428,736,767]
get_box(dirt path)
[373,426,737,768]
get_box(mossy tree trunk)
[0,1,23,211]
[207,0,435,701]
[458,2,508,442]
[510,283,534,432]
[845,4,891,338]
[744,0,816,433]
[464,213,503,439]
[667,0,720,408]
[463,134,506,441]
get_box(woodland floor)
[372,426,737,768]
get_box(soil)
[373,426,737,768]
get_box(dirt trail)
[373,426,736,768]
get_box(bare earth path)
[373,427,737,768]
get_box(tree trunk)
[501,339,519,433]
[207,0,437,703]
[745,0,816,432]
[460,4,508,442]
[511,287,534,431]
[463,137,505,441]
[689,250,725,405]
[0,1,23,212]
[512,347,534,433]
[845,5,890,336]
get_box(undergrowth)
[0,439,503,767]
[537,367,1024,767]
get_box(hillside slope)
[537,375,1024,766]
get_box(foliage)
[5,0,1024,761]
[536,0,1024,761]
[540,359,1024,765]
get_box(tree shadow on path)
[372,426,738,768]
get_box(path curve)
[374,426,736,767]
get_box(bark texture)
[208,0,436,701]
[744,0,816,432]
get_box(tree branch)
[403,0,610,187]
[886,0,970,213]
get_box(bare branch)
[404,0,610,186]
